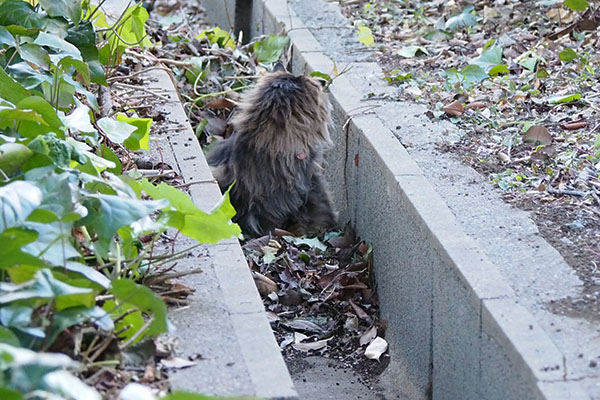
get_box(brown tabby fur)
[207,67,337,237]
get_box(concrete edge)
[143,68,297,399]
[253,1,590,399]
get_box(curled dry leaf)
[559,120,587,130]
[160,357,196,369]
[292,336,330,352]
[465,101,487,110]
[205,97,235,110]
[359,325,378,346]
[252,271,278,296]
[364,336,388,361]
[497,152,510,163]
[442,100,464,117]
[281,318,326,334]
[523,125,553,146]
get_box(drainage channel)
[201,0,595,399]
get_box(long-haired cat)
[207,63,337,237]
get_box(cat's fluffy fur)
[207,67,337,237]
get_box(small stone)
[590,360,597,368]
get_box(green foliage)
[129,178,242,243]
[546,93,581,104]
[253,35,290,64]
[445,5,478,31]
[0,1,242,398]
[197,27,235,49]
[559,48,578,63]
[397,45,428,58]
[564,0,589,11]
[469,45,503,72]
[357,25,375,47]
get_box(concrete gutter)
[141,68,297,399]
[201,0,596,399]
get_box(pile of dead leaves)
[242,226,389,365]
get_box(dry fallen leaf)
[252,271,278,296]
[523,125,553,146]
[205,97,235,110]
[483,6,500,22]
[160,357,196,369]
[359,325,378,346]
[465,101,487,110]
[364,336,388,361]
[442,100,464,117]
[559,120,587,130]
[292,332,330,352]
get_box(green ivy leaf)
[253,35,290,64]
[18,43,50,70]
[518,54,542,72]
[197,27,234,49]
[22,221,80,266]
[39,0,81,25]
[184,56,208,84]
[100,144,122,175]
[357,25,375,47]
[0,269,91,304]
[469,45,502,72]
[397,45,429,58]
[461,64,488,83]
[6,62,52,90]
[0,181,42,233]
[109,279,168,340]
[0,67,29,104]
[116,114,151,151]
[58,57,90,85]
[488,64,509,76]
[0,143,34,176]
[0,0,46,29]
[44,306,113,349]
[103,299,145,343]
[310,71,332,82]
[0,26,16,47]
[97,117,137,144]
[17,96,63,132]
[33,32,82,60]
[559,48,577,62]
[445,5,478,31]
[0,227,43,269]
[282,236,327,252]
[564,0,589,11]
[81,193,168,256]
[546,93,581,104]
[0,327,20,347]
[136,179,241,243]
[64,262,110,289]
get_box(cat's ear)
[272,61,287,73]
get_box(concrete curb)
[201,1,592,399]
[141,68,297,399]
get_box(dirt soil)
[339,0,600,321]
